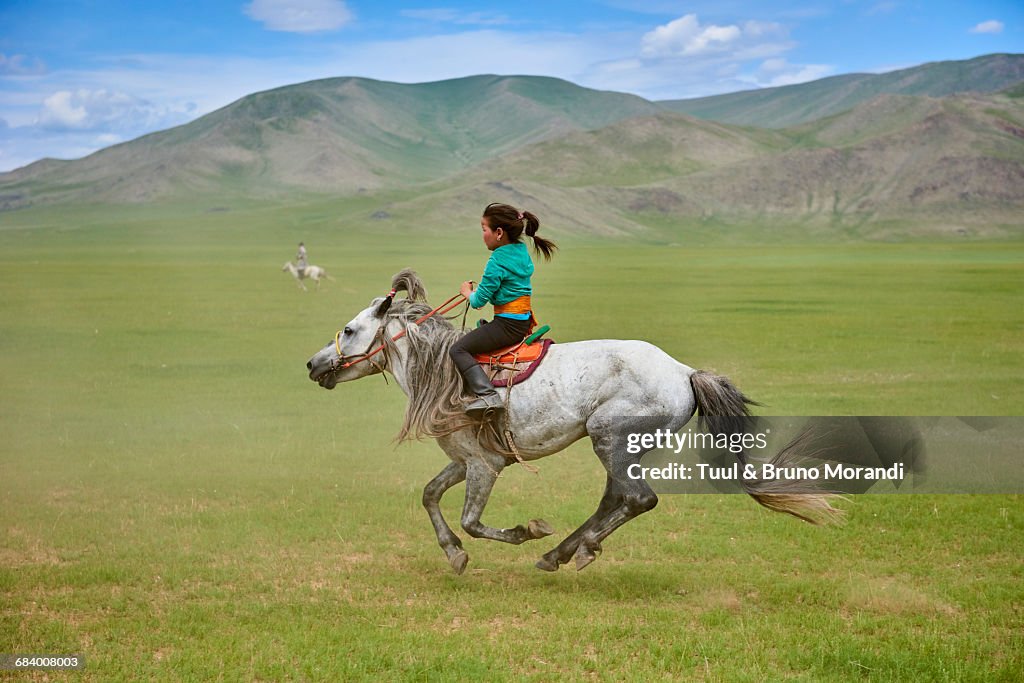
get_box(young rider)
[450,203,557,416]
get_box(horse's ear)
[390,268,427,302]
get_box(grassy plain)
[1,199,1022,681]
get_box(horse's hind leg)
[571,416,664,571]
[573,480,657,571]
[460,455,555,546]
[536,474,622,572]
[423,461,469,574]
[572,476,657,571]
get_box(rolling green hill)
[661,93,1024,227]
[1,55,1022,235]
[385,91,1024,235]
[658,53,1024,128]
[0,75,662,208]
[469,111,790,187]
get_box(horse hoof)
[575,551,597,571]
[535,557,559,572]
[574,543,600,571]
[528,519,555,539]
[449,549,469,575]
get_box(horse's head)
[306,268,428,390]
[306,299,387,388]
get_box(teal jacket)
[469,242,534,315]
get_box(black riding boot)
[458,364,505,416]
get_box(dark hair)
[482,203,557,261]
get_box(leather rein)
[329,291,468,374]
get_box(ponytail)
[522,210,557,261]
[482,203,558,261]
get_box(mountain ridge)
[0,74,664,207]
[384,90,1024,233]
[2,54,1023,233]
[657,53,1024,128]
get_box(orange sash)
[493,295,531,315]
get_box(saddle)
[473,325,553,388]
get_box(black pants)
[449,316,533,373]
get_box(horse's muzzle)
[307,356,338,390]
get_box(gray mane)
[381,269,510,454]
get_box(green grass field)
[1,200,1022,681]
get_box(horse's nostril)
[306,360,313,370]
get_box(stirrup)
[466,393,505,416]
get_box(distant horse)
[282,261,333,291]
[306,269,841,574]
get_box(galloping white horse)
[306,270,841,574]
[282,261,332,291]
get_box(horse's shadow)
[434,561,683,600]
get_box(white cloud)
[641,15,740,57]
[0,53,47,76]
[244,0,352,33]
[969,20,1004,35]
[36,89,192,133]
[753,58,833,87]
[575,13,804,99]
[640,14,790,59]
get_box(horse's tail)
[689,370,844,525]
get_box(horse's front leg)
[422,461,469,574]
[460,456,555,547]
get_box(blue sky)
[0,0,1021,171]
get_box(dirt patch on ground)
[2,527,63,566]
[699,588,744,613]
[843,576,959,616]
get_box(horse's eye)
[344,327,353,336]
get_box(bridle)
[328,290,468,375]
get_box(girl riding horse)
[450,203,557,416]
